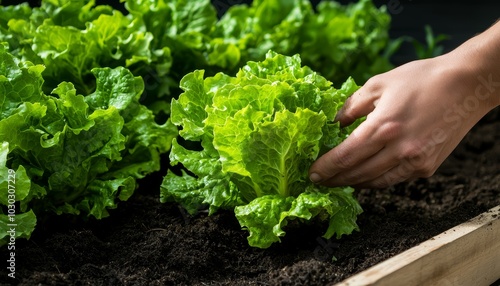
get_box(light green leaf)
[235,188,362,249]
[171,70,214,141]
[0,210,37,246]
[0,143,31,205]
[234,195,294,248]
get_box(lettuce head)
[161,51,363,248]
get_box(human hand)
[309,33,500,189]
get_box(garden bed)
[1,1,499,285]
[1,105,498,286]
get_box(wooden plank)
[335,205,500,286]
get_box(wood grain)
[335,205,500,286]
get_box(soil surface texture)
[1,110,499,286]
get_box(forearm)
[446,20,500,112]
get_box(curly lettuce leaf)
[0,142,38,245]
[124,0,217,90]
[0,210,37,245]
[32,11,161,95]
[235,187,362,248]
[161,139,242,215]
[2,0,397,99]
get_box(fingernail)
[309,173,322,183]
[334,109,343,122]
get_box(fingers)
[313,145,418,189]
[353,163,420,189]
[319,146,399,188]
[335,78,382,127]
[309,119,390,184]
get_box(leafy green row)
[0,46,177,245]
[0,0,393,247]
[1,0,393,100]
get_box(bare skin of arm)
[309,20,500,189]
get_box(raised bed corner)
[335,205,500,286]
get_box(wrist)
[447,21,500,111]
[464,22,500,108]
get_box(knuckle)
[376,121,403,142]
[341,170,363,184]
[398,143,436,178]
[364,75,384,93]
[398,142,424,161]
[411,157,431,174]
[370,177,391,189]
[329,147,354,170]
[417,165,437,178]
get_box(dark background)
[364,0,500,64]
[2,0,499,64]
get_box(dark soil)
[1,114,499,286]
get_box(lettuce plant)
[161,52,363,248]
[0,46,177,245]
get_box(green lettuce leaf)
[1,0,397,100]
[0,210,37,244]
[0,141,38,244]
[160,139,242,215]
[235,187,362,248]
[162,51,362,248]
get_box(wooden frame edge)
[334,205,500,286]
